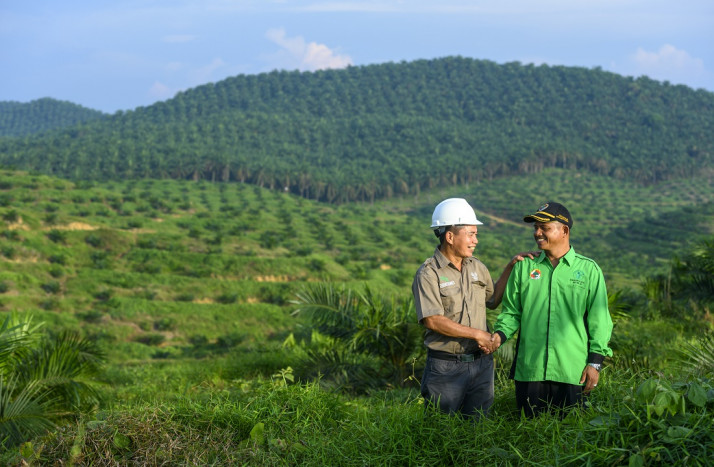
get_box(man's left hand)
[580,365,600,393]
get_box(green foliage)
[2,58,713,202]
[0,314,105,449]
[0,98,106,137]
[10,371,713,465]
[0,169,710,464]
[672,238,714,306]
[678,333,714,377]
[292,283,422,392]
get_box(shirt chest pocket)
[556,281,589,312]
[440,284,461,318]
[471,280,488,304]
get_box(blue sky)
[2,1,712,113]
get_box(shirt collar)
[535,246,574,266]
[433,246,472,269]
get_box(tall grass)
[10,366,711,465]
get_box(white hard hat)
[430,198,483,229]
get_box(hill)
[2,168,712,464]
[1,57,713,201]
[0,97,106,137]
[1,167,712,362]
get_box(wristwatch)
[587,363,602,372]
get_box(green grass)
[1,168,713,464]
[14,367,712,465]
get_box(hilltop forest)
[1,57,713,203]
[0,98,106,138]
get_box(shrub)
[2,209,19,223]
[48,254,66,265]
[153,317,177,331]
[1,245,15,259]
[135,333,166,346]
[216,292,238,304]
[46,229,66,243]
[40,281,62,294]
[48,266,64,278]
[85,233,102,247]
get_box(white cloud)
[189,57,227,83]
[265,28,353,71]
[148,81,175,100]
[630,44,705,82]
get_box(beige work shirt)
[412,247,495,354]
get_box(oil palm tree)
[0,313,105,448]
[292,284,423,392]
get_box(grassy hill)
[2,167,712,361]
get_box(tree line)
[0,98,106,138]
[1,57,713,202]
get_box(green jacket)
[494,247,613,385]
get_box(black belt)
[428,349,482,362]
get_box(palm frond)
[0,377,58,448]
[292,283,361,339]
[607,290,631,325]
[15,331,105,410]
[678,333,714,377]
[0,313,41,377]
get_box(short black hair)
[435,225,467,245]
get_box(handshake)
[476,331,502,355]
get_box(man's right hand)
[489,333,502,351]
[475,330,502,354]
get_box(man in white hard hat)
[412,198,534,418]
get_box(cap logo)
[539,204,549,211]
[530,269,541,280]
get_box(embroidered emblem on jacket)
[530,269,541,280]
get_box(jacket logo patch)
[470,272,479,282]
[530,269,541,280]
[439,280,456,289]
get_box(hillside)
[1,168,712,361]
[1,57,713,202]
[0,97,106,137]
[2,168,713,464]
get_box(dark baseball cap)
[523,202,573,228]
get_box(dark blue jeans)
[421,354,494,418]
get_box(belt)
[428,349,482,362]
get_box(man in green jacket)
[491,202,613,417]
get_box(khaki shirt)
[412,247,495,353]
